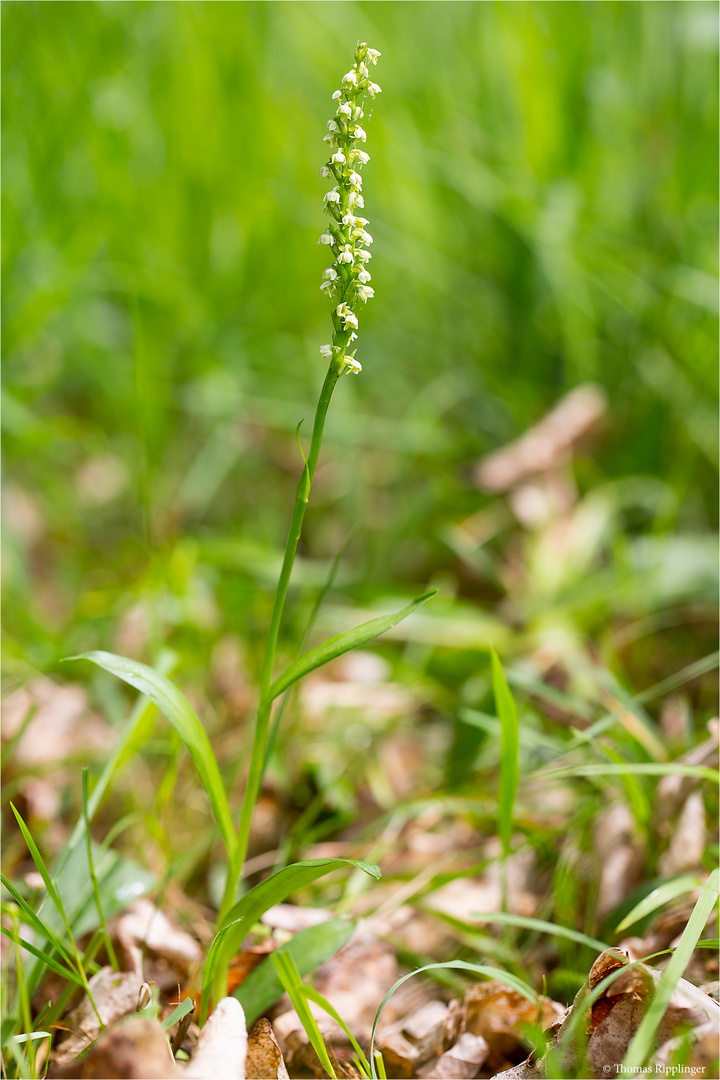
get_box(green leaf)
[271,950,337,1079]
[1,874,75,967]
[264,591,437,706]
[0,928,83,986]
[161,997,195,1031]
[470,911,610,953]
[543,763,719,782]
[203,859,380,1019]
[369,961,536,1079]
[623,870,720,1071]
[491,649,519,860]
[68,652,235,856]
[615,875,703,934]
[234,918,356,1025]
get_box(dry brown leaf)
[52,967,145,1065]
[116,898,202,981]
[48,1018,180,1080]
[417,1032,490,1079]
[424,846,538,924]
[245,1018,289,1080]
[261,903,333,933]
[464,981,564,1073]
[593,803,644,919]
[658,791,707,875]
[184,997,247,1080]
[2,678,114,767]
[476,385,607,494]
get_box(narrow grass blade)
[302,985,370,1074]
[543,763,718,782]
[69,651,235,856]
[491,649,519,861]
[234,918,355,1025]
[204,860,379,1019]
[0,928,83,986]
[1,875,75,966]
[161,997,195,1031]
[471,912,610,953]
[81,769,119,970]
[264,591,437,705]
[271,949,337,1079]
[369,961,536,1078]
[622,870,720,1072]
[616,875,704,934]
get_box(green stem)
[219,363,341,924]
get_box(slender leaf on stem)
[491,649,519,862]
[68,652,235,856]
[369,961,536,1078]
[234,918,356,1025]
[302,985,371,1075]
[1,875,75,967]
[265,591,437,706]
[161,997,195,1031]
[542,763,719,782]
[622,869,720,1072]
[616,875,704,934]
[203,859,379,1019]
[81,769,119,970]
[471,912,610,953]
[0,928,83,986]
[271,949,337,1080]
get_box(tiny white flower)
[353,194,365,208]
[342,69,357,86]
[344,357,362,374]
[320,344,333,359]
[323,133,334,143]
[342,212,357,227]
[367,82,382,98]
[324,189,340,204]
[327,119,339,132]
[353,150,370,165]
[351,126,367,142]
[336,303,359,330]
[320,165,332,177]
[358,229,373,244]
[352,106,364,120]
[367,48,381,64]
[346,311,359,329]
[348,171,363,188]
[318,231,334,245]
[320,279,335,293]
[357,285,374,302]
[348,331,358,341]
[357,268,371,284]
[338,245,354,264]
[336,102,352,118]
[332,89,343,100]
[331,150,346,165]
[357,248,372,261]
[322,266,338,280]
[353,216,369,225]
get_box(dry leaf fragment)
[464,982,564,1073]
[184,997,247,1080]
[48,1018,180,1079]
[261,903,332,933]
[658,791,707,875]
[375,1030,418,1079]
[2,678,114,767]
[52,967,145,1065]
[245,1018,289,1080]
[418,1031,490,1079]
[593,803,644,918]
[116,899,202,980]
[399,999,450,1062]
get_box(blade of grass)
[622,869,720,1072]
[491,649,520,917]
[0,928,84,986]
[264,590,437,706]
[81,769,119,971]
[161,997,195,1031]
[541,763,718,782]
[203,859,380,1021]
[1,876,76,967]
[271,949,337,1080]
[302,984,371,1075]
[234,918,356,1025]
[470,912,611,953]
[369,961,536,1078]
[616,875,704,933]
[68,651,235,857]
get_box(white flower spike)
[317,43,381,375]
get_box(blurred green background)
[2,0,718,686]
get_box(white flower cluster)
[317,42,381,375]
